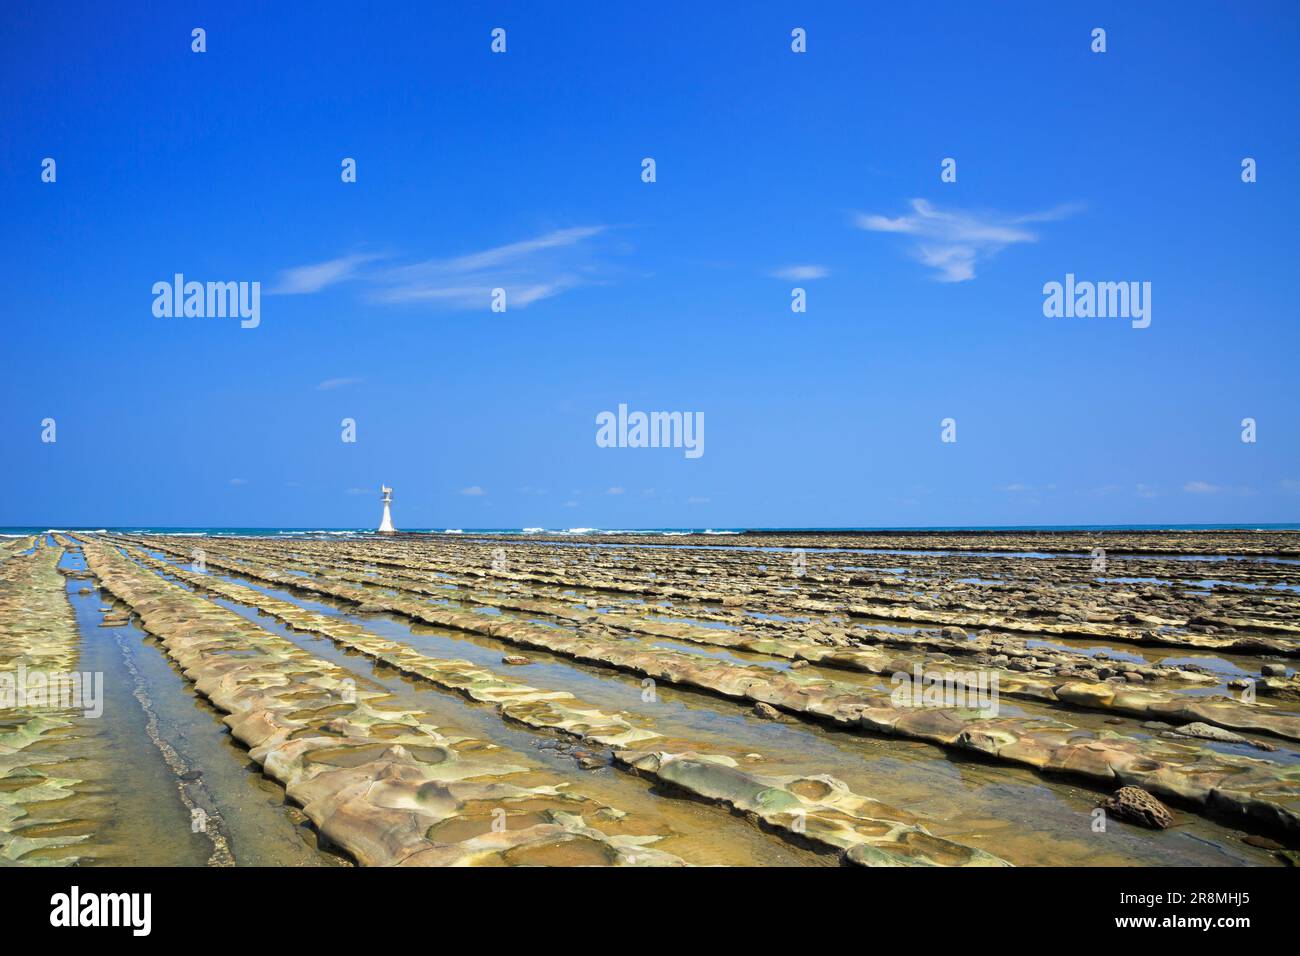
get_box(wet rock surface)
[76,539,687,867]
[8,529,1297,866]
[0,539,106,864]
[131,533,1300,838]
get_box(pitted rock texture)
[1100,787,1175,830]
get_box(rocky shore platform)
[3,529,1297,866]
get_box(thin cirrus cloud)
[854,199,1080,282]
[316,377,362,391]
[270,253,382,294]
[771,264,829,281]
[271,227,613,310]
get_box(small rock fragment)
[1099,786,1174,830]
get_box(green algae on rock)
[0,541,103,864]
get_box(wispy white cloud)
[272,227,614,311]
[854,199,1079,281]
[407,226,606,275]
[229,478,248,486]
[605,486,625,495]
[372,226,610,309]
[374,276,582,308]
[460,486,486,497]
[317,377,362,391]
[272,253,383,295]
[771,264,829,281]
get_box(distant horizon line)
[7,523,1300,534]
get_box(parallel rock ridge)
[76,538,685,867]
[129,532,1300,838]
[0,539,100,864]
[9,528,1296,867]
[120,543,1004,866]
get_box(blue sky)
[2,1,1297,528]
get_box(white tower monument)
[378,485,395,533]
